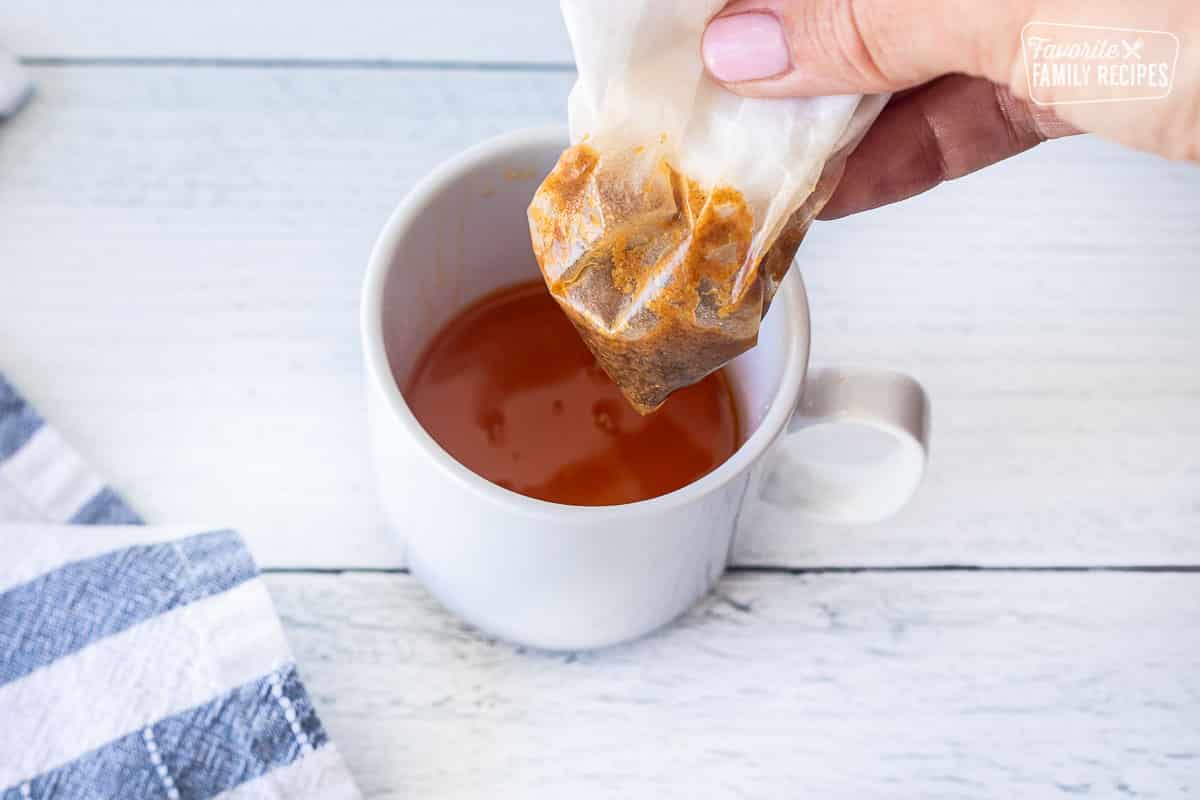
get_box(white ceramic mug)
[361,127,929,651]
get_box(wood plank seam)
[18,56,576,72]
[257,565,1200,575]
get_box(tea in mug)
[404,281,740,506]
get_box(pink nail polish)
[702,12,791,83]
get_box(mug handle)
[760,367,930,524]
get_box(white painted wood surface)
[2,1,573,63]
[2,65,1198,568]
[4,4,1200,797]
[269,570,1200,799]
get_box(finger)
[701,0,1027,96]
[817,74,1081,220]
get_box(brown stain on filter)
[527,143,790,414]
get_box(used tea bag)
[528,0,887,413]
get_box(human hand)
[701,0,1199,218]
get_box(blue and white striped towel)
[0,375,362,799]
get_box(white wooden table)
[2,3,1199,796]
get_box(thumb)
[701,0,1024,96]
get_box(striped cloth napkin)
[0,375,361,799]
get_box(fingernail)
[702,12,791,83]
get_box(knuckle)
[911,97,952,183]
[830,0,891,87]
[786,0,891,88]
[992,84,1047,149]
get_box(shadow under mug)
[361,127,930,651]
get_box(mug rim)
[360,125,811,522]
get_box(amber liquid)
[404,281,741,506]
